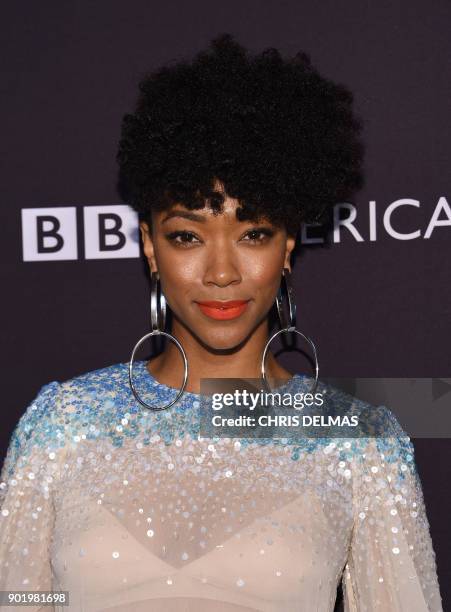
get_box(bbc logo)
[21,205,140,261]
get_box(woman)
[0,34,442,611]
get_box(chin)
[195,326,252,352]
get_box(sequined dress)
[0,361,443,611]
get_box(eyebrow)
[161,210,207,224]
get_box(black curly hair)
[117,33,365,237]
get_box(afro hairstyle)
[117,33,365,237]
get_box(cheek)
[246,259,281,281]
[242,250,285,301]
[158,264,191,301]
[156,252,203,311]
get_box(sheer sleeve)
[342,407,443,612]
[0,381,63,611]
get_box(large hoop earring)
[261,268,319,394]
[128,271,188,411]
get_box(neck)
[146,317,292,394]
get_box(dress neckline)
[127,359,308,399]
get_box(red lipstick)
[196,300,250,320]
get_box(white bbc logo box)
[21,205,140,261]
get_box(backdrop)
[1,1,450,610]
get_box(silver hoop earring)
[128,271,188,411]
[261,268,319,394]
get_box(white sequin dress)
[0,361,443,611]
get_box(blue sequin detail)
[6,361,417,485]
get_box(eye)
[242,227,275,243]
[165,230,201,247]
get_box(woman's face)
[139,184,296,351]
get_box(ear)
[139,221,158,273]
[283,234,296,272]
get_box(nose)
[202,244,242,288]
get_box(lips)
[197,300,249,308]
[196,300,250,320]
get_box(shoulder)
[5,362,130,466]
[58,361,129,395]
[56,360,135,441]
[310,377,409,434]
[300,377,415,463]
[277,376,415,471]
[57,360,133,415]
[31,360,129,413]
[341,401,417,481]
[2,380,62,477]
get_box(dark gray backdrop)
[1,1,450,609]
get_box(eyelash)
[165,228,275,247]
